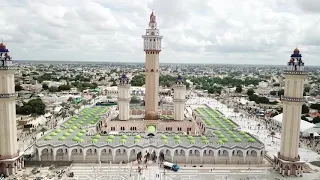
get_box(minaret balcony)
[0,93,17,98]
[0,65,16,70]
[118,84,131,88]
[118,98,131,102]
[173,99,186,103]
[284,62,307,75]
[278,152,300,162]
[281,96,305,102]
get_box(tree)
[247,89,254,96]
[16,99,46,115]
[270,91,277,96]
[130,96,141,104]
[235,85,242,93]
[304,87,310,93]
[61,111,67,120]
[48,86,59,92]
[67,97,74,103]
[270,131,276,142]
[277,89,284,98]
[302,104,310,114]
[15,84,23,91]
[310,104,320,111]
[42,84,49,90]
[312,117,320,124]
[58,85,71,91]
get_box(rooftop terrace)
[36,106,263,149]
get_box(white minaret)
[117,74,131,120]
[0,42,22,176]
[274,48,307,176]
[142,11,163,120]
[173,75,186,120]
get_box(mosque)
[32,12,265,166]
[0,12,266,177]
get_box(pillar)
[53,150,56,161]
[97,150,101,162]
[5,165,9,176]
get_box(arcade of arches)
[0,157,25,177]
[35,147,264,164]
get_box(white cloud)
[1,0,320,65]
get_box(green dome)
[108,135,115,139]
[71,126,77,130]
[160,135,167,139]
[147,126,156,133]
[244,134,250,138]
[92,139,99,143]
[72,137,79,141]
[231,134,238,138]
[200,136,207,140]
[76,133,83,137]
[134,139,140,143]
[162,139,168,144]
[63,132,70,136]
[202,140,209,144]
[248,138,256,143]
[234,138,242,142]
[187,136,194,140]
[175,139,182,144]
[239,131,246,135]
[44,136,52,140]
[55,129,62,133]
[58,136,66,140]
[174,135,180,139]
[218,134,225,138]
[106,139,113,143]
[80,129,87,133]
[216,140,223,144]
[94,135,101,139]
[121,135,128,139]
[120,139,126,143]
[67,129,74,133]
[215,131,222,135]
[134,135,141,139]
[189,140,195,144]
[221,138,228,142]
[50,132,57,136]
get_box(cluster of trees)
[16,99,46,115]
[15,84,23,91]
[130,96,142,104]
[248,94,277,105]
[131,74,190,88]
[191,76,263,88]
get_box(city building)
[0,42,25,176]
[33,12,265,165]
[273,48,307,176]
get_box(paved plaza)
[70,163,320,180]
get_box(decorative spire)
[291,47,302,58]
[150,11,156,23]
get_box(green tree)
[48,86,59,92]
[310,104,320,111]
[302,104,309,114]
[247,89,254,96]
[277,89,284,97]
[42,84,49,90]
[58,85,71,91]
[130,96,141,104]
[16,99,46,115]
[312,117,320,124]
[235,85,242,93]
[270,91,277,96]
[15,84,23,91]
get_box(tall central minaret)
[274,48,307,177]
[142,12,163,120]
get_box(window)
[177,127,182,131]
[111,127,115,131]
[166,127,172,131]
[120,127,125,131]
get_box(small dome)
[294,48,300,54]
[177,75,183,81]
[121,74,128,79]
[0,42,6,49]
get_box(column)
[83,152,86,162]
[5,166,9,176]
[68,150,72,161]
[53,150,56,161]
[21,159,24,168]
[97,150,101,162]
[14,163,17,174]
[287,168,291,176]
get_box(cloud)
[1,0,320,65]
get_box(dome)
[294,48,300,54]
[121,74,128,79]
[0,42,6,49]
[177,75,183,81]
[145,111,157,120]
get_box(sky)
[1,0,320,65]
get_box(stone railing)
[278,152,300,162]
[281,97,305,102]
[0,65,17,70]
[0,93,17,98]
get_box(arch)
[151,69,154,72]
[40,148,51,161]
[250,150,257,157]
[55,148,66,161]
